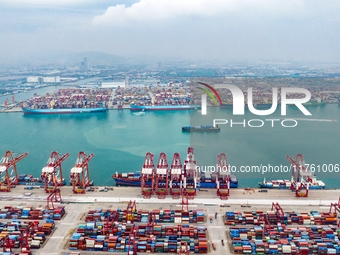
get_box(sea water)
[0,91,339,188]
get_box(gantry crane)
[183,147,199,198]
[127,223,137,255]
[3,98,8,109]
[258,213,272,238]
[169,152,183,199]
[329,197,340,227]
[147,212,156,235]
[155,152,169,198]
[41,151,70,193]
[70,152,94,194]
[216,153,230,199]
[286,154,313,197]
[0,151,28,192]
[46,188,62,209]
[141,152,154,198]
[106,210,118,230]
[126,200,137,222]
[271,202,285,224]
[2,235,15,253]
[182,193,189,212]
[19,221,38,254]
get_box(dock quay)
[0,186,339,255]
[0,105,130,113]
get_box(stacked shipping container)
[225,210,338,225]
[0,206,65,221]
[69,207,207,253]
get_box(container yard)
[69,205,208,253]
[0,185,339,255]
[227,202,340,254]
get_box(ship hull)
[18,181,44,186]
[258,183,325,189]
[302,103,325,106]
[113,178,238,188]
[130,104,200,111]
[22,107,107,114]
[182,126,220,132]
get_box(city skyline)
[1,0,340,64]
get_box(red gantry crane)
[0,151,28,192]
[169,152,183,199]
[126,200,137,222]
[216,153,230,199]
[147,211,156,235]
[127,223,138,255]
[70,151,94,194]
[182,193,189,212]
[41,151,70,193]
[286,154,313,197]
[19,221,38,255]
[155,152,169,198]
[271,202,285,224]
[2,235,15,253]
[126,200,138,255]
[41,151,69,209]
[182,147,199,198]
[46,188,62,210]
[258,213,272,238]
[329,197,340,227]
[141,152,155,198]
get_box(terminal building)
[27,76,60,83]
[101,81,126,88]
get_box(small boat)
[182,125,220,132]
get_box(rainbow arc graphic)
[197,82,222,106]
[197,82,223,115]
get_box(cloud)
[93,0,305,26]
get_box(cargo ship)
[182,125,220,132]
[113,171,238,188]
[17,174,44,186]
[22,107,107,114]
[130,104,200,111]
[258,177,325,189]
[221,103,274,108]
[22,88,110,114]
[302,101,326,106]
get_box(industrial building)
[101,81,126,88]
[27,76,60,83]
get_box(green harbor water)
[0,92,339,188]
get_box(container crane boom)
[0,151,28,192]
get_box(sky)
[0,0,340,64]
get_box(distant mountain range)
[48,51,126,66]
